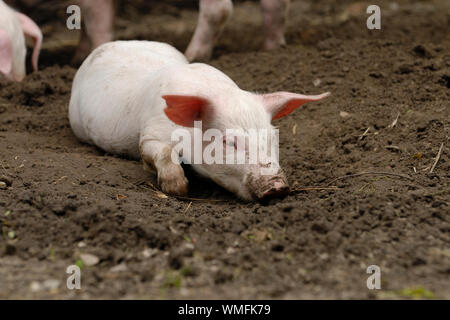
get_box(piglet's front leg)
[140,139,188,197]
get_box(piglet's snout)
[249,175,290,201]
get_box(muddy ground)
[0,0,449,299]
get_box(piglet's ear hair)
[163,95,210,127]
[261,91,330,120]
[16,12,42,72]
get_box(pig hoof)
[263,37,286,51]
[185,45,213,62]
[158,165,189,196]
[160,176,189,196]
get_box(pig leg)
[0,29,14,80]
[185,0,233,62]
[73,0,114,65]
[72,26,90,65]
[140,139,188,196]
[15,12,42,72]
[260,0,290,50]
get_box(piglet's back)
[69,41,188,157]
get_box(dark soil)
[0,0,449,299]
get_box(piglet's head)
[162,91,330,201]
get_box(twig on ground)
[359,127,370,140]
[385,145,401,152]
[173,195,227,202]
[327,171,414,186]
[139,182,227,202]
[183,202,192,214]
[291,186,339,193]
[389,112,400,128]
[430,143,444,174]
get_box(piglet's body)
[69,41,329,201]
[0,0,42,81]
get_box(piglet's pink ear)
[163,95,210,127]
[261,91,330,120]
[16,12,42,72]
[0,30,13,77]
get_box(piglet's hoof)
[158,164,189,197]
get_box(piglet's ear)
[163,95,210,127]
[16,12,42,72]
[0,30,13,77]
[261,91,330,120]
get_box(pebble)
[339,111,351,118]
[80,253,100,266]
[0,175,12,187]
[0,182,6,190]
[142,248,158,258]
[30,281,42,292]
[43,279,61,290]
[109,263,128,273]
[30,279,60,292]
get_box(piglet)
[0,0,42,81]
[69,41,329,201]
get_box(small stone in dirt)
[313,79,321,87]
[43,279,61,290]
[0,175,12,187]
[109,263,128,273]
[30,281,42,292]
[0,182,7,190]
[226,247,235,254]
[339,111,351,118]
[80,253,100,266]
[142,248,158,258]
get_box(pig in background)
[0,0,42,81]
[3,0,291,67]
[74,0,290,64]
[69,41,329,201]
